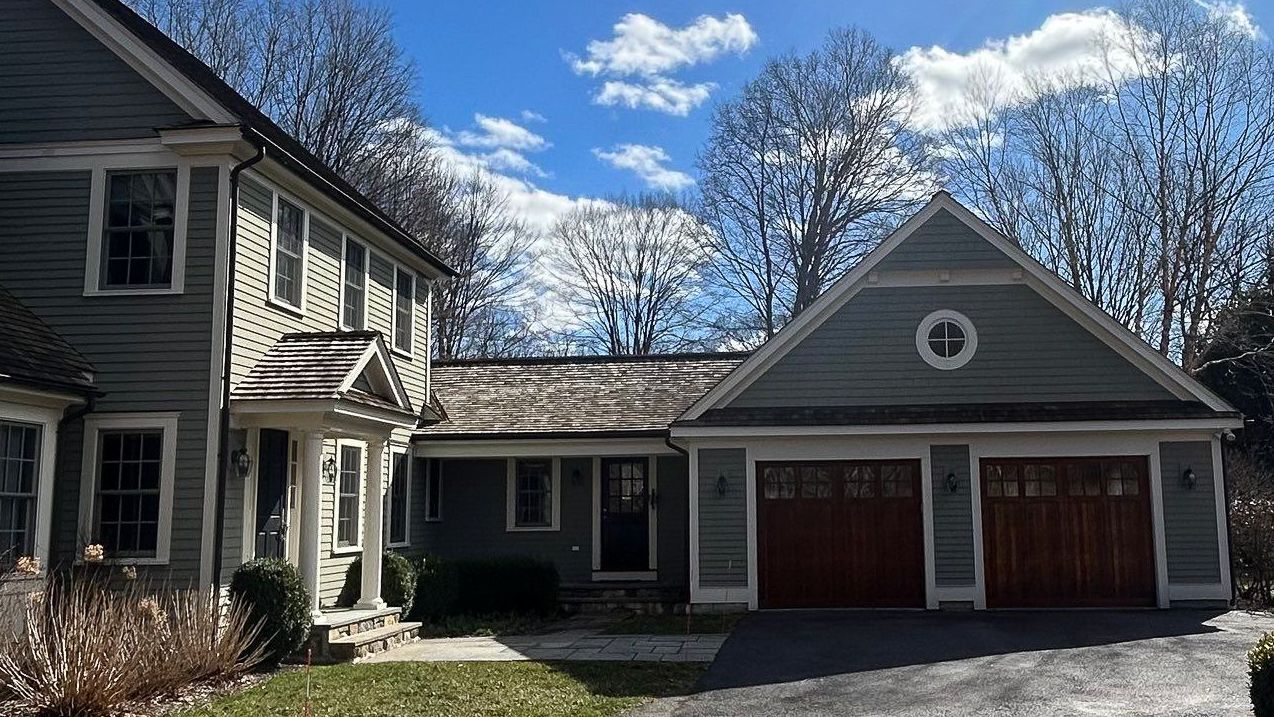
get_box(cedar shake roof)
[675,400,1238,427]
[232,331,414,417]
[0,285,97,395]
[419,353,750,439]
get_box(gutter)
[210,135,265,591]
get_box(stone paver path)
[365,620,728,663]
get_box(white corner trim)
[83,161,190,297]
[968,446,987,610]
[330,439,364,553]
[1148,445,1172,608]
[77,412,180,566]
[1211,435,1233,601]
[744,446,758,610]
[915,309,978,371]
[506,457,562,532]
[920,452,938,609]
[338,234,370,331]
[200,162,232,588]
[688,447,701,602]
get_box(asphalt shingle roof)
[0,286,96,394]
[419,353,749,439]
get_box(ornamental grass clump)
[0,570,265,717]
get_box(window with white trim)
[272,196,306,309]
[79,413,177,564]
[0,421,40,565]
[915,310,978,370]
[335,444,361,549]
[102,170,177,289]
[393,266,414,354]
[387,448,410,546]
[341,237,367,330]
[507,458,559,531]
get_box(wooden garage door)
[981,457,1156,608]
[757,460,925,609]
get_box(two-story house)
[0,0,1244,656]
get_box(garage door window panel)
[844,465,877,498]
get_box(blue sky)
[384,0,1270,230]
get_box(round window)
[916,310,977,370]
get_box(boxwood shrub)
[335,551,417,615]
[229,558,312,666]
[410,554,460,620]
[1252,632,1274,716]
[453,556,559,615]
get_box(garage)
[757,460,925,608]
[981,456,1157,608]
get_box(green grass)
[417,612,559,638]
[601,612,745,635]
[179,661,705,717]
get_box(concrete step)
[328,621,421,663]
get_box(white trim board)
[416,437,680,458]
[679,192,1237,421]
[506,457,562,532]
[0,400,69,574]
[672,420,1239,440]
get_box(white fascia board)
[414,437,679,458]
[670,418,1242,440]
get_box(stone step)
[322,609,401,640]
[328,621,421,663]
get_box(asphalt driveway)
[632,609,1274,717]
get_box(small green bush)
[229,558,312,667]
[410,555,460,620]
[1252,632,1274,716]
[453,556,559,615]
[336,551,417,615]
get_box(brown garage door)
[757,460,925,609]
[981,457,1156,608]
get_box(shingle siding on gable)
[1159,441,1222,584]
[0,167,220,582]
[873,208,1018,272]
[0,0,194,144]
[931,444,975,587]
[729,283,1176,408]
[697,448,748,588]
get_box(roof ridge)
[433,351,753,367]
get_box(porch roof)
[0,285,97,396]
[419,352,749,439]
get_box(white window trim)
[0,401,64,574]
[506,457,561,532]
[84,160,190,296]
[331,439,364,555]
[339,234,370,331]
[267,189,310,316]
[391,263,416,359]
[386,444,411,548]
[424,458,443,523]
[77,412,179,566]
[915,309,978,370]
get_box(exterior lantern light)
[230,448,253,479]
[1183,468,1197,490]
[945,471,959,494]
[322,456,338,484]
[716,474,729,497]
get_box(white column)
[298,431,325,618]
[356,438,386,610]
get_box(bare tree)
[698,27,935,344]
[550,196,713,355]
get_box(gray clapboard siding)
[0,168,220,584]
[874,209,1017,272]
[0,0,194,144]
[730,283,1174,408]
[1159,441,1222,584]
[930,445,974,586]
[697,448,747,588]
[220,430,248,579]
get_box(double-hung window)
[79,413,177,564]
[393,266,414,354]
[272,196,306,310]
[335,444,362,549]
[387,449,410,546]
[507,458,559,531]
[102,171,177,289]
[0,421,40,565]
[341,237,367,330]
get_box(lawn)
[602,612,745,635]
[179,661,705,717]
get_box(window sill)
[386,541,410,549]
[331,545,363,556]
[266,298,306,319]
[506,525,559,533]
[391,347,414,361]
[84,286,182,297]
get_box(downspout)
[663,435,691,609]
[210,134,265,591]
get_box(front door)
[254,428,290,559]
[600,457,650,572]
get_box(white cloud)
[898,10,1140,131]
[594,78,715,116]
[1197,1,1262,38]
[567,12,756,116]
[455,113,549,151]
[568,12,757,77]
[593,143,695,191]
[520,109,548,123]
[482,147,548,178]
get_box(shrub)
[1254,632,1274,717]
[0,574,262,716]
[453,556,559,615]
[230,558,312,667]
[410,555,459,620]
[336,552,417,615]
